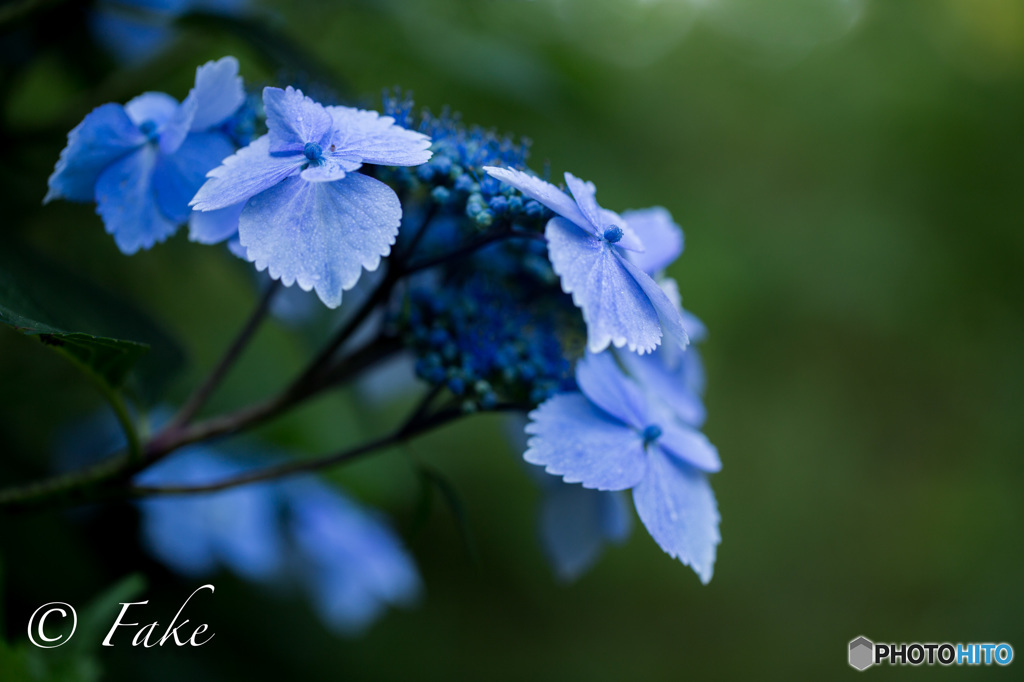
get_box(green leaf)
[0,241,183,402]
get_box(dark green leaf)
[0,241,184,402]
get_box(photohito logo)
[849,636,1014,670]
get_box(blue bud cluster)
[382,89,551,228]
[405,266,579,411]
[381,90,587,410]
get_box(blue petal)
[124,91,178,128]
[157,92,197,155]
[327,106,433,166]
[153,131,235,223]
[190,135,302,211]
[564,172,601,230]
[288,481,420,635]
[95,146,179,254]
[238,172,401,308]
[299,157,352,183]
[525,393,647,491]
[45,103,143,203]
[139,498,218,576]
[207,484,284,581]
[483,166,591,232]
[575,351,647,428]
[619,255,690,352]
[682,310,708,344]
[619,349,706,427]
[633,446,720,584]
[657,419,721,473]
[189,201,242,244]
[546,217,663,354]
[623,206,683,274]
[539,481,632,581]
[136,448,283,582]
[187,56,245,131]
[263,86,333,154]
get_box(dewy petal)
[524,393,648,491]
[124,91,179,128]
[539,482,632,582]
[620,349,706,428]
[189,201,243,245]
[633,446,720,584]
[575,351,648,429]
[299,157,351,183]
[326,105,432,167]
[153,131,235,223]
[45,103,144,203]
[95,146,179,254]
[546,217,663,354]
[657,419,721,473]
[619,254,690,352]
[239,172,401,308]
[263,86,333,154]
[564,172,602,230]
[483,166,592,232]
[623,206,683,274]
[190,135,303,211]
[188,56,245,131]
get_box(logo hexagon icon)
[849,636,874,671]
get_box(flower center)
[139,120,159,143]
[603,226,624,243]
[303,141,324,164]
[642,424,662,446]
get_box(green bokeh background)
[2,0,1023,679]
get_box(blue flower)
[524,350,721,582]
[287,480,421,635]
[135,448,284,581]
[45,57,244,254]
[190,86,433,308]
[483,166,689,355]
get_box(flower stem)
[167,279,281,430]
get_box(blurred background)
[2,0,1023,678]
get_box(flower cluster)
[58,413,419,635]
[44,55,722,607]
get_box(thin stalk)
[168,280,280,430]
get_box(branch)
[168,280,280,430]
[128,397,466,498]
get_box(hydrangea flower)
[45,57,244,254]
[135,448,284,581]
[288,480,421,635]
[190,86,433,307]
[524,350,721,582]
[483,166,688,354]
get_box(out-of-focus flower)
[45,57,244,254]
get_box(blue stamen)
[642,424,662,445]
[303,142,324,163]
[603,226,624,243]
